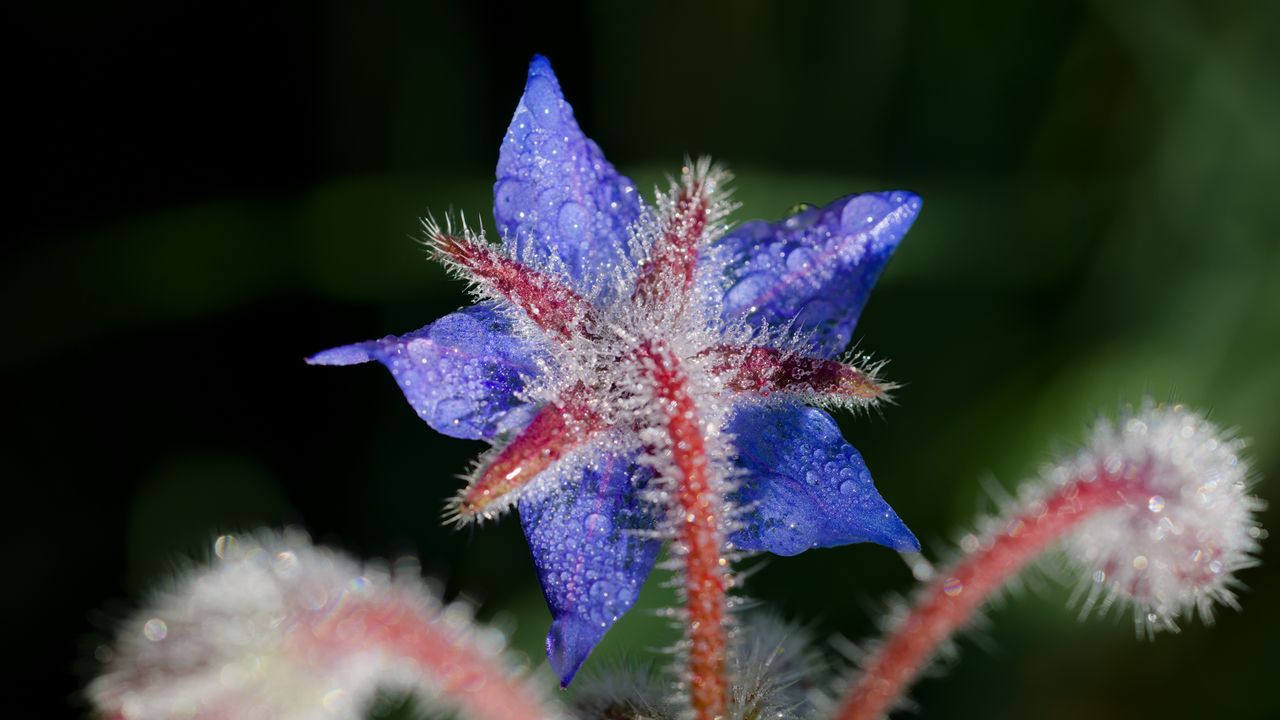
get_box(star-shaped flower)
[310,55,922,688]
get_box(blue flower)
[310,55,922,686]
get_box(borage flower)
[309,55,922,694]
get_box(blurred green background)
[7,1,1278,718]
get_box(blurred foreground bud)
[89,529,563,720]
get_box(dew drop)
[274,550,299,577]
[724,272,773,313]
[557,201,590,243]
[436,397,473,425]
[143,618,168,642]
[839,480,856,495]
[785,202,816,217]
[214,534,237,559]
[494,177,530,219]
[524,75,561,128]
[323,689,349,711]
[1148,495,1166,513]
[942,578,964,597]
[785,247,818,272]
[584,512,610,533]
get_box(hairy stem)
[312,598,558,720]
[833,468,1131,720]
[638,341,729,720]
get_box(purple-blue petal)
[717,191,921,358]
[495,55,643,292]
[518,451,659,686]
[307,303,542,441]
[728,403,918,555]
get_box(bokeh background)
[8,1,1278,717]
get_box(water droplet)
[323,689,349,711]
[524,75,561,128]
[1148,495,1166,513]
[1209,559,1224,574]
[942,577,964,597]
[494,177,530,219]
[724,272,773,314]
[436,397,473,424]
[839,480,856,495]
[214,534,237,559]
[274,551,299,577]
[785,202,816,217]
[785,247,818,272]
[557,201,590,243]
[1132,555,1148,571]
[143,618,168,642]
[584,513,610,533]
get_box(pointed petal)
[495,55,643,291]
[518,451,659,686]
[716,191,921,357]
[727,403,918,555]
[307,303,542,441]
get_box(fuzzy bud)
[89,529,562,720]
[1062,403,1264,632]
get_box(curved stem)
[307,595,560,720]
[832,469,1130,720]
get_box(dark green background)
[8,1,1277,718]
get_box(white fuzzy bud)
[89,529,561,720]
[1061,403,1264,634]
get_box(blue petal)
[307,303,542,441]
[518,451,659,686]
[728,403,918,555]
[495,55,643,292]
[716,191,921,357]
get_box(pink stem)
[637,341,729,720]
[307,595,559,720]
[833,468,1132,720]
